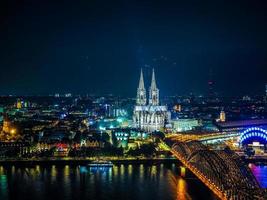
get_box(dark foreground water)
[0,163,218,200]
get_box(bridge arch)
[240,127,267,145]
[166,139,265,199]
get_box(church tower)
[149,68,159,106]
[133,68,169,132]
[136,69,146,106]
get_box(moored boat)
[87,160,113,167]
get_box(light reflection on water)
[250,164,267,188]
[0,163,217,200]
[0,166,7,200]
[177,178,189,200]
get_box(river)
[0,163,218,200]
[0,163,266,200]
[249,163,267,188]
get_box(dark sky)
[1,0,267,97]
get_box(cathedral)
[132,69,170,132]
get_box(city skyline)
[1,1,267,200]
[1,1,267,96]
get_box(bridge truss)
[165,139,266,200]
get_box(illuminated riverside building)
[133,69,170,132]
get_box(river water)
[0,163,218,200]
[0,163,266,200]
[249,164,267,188]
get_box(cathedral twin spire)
[136,69,146,106]
[136,68,159,106]
[150,68,157,90]
[138,68,145,90]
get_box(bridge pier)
[180,166,186,177]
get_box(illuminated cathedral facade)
[133,69,170,132]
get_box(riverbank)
[0,157,179,166]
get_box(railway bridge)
[165,139,266,200]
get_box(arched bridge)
[240,127,267,145]
[165,139,266,200]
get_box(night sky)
[1,0,267,97]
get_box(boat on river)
[87,160,113,168]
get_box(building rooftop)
[215,119,267,129]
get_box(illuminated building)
[65,93,72,97]
[2,116,17,135]
[133,69,170,132]
[174,105,182,112]
[112,128,148,148]
[97,117,128,130]
[1,116,19,141]
[219,110,226,122]
[242,95,251,101]
[172,119,201,132]
[54,143,69,157]
[112,108,128,117]
[15,99,29,109]
[0,107,3,122]
[80,138,104,148]
[2,118,11,133]
[16,99,22,109]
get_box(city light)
[10,129,16,135]
[0,2,267,200]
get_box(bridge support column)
[180,166,186,177]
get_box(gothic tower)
[149,68,159,106]
[136,69,146,106]
[133,68,169,132]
